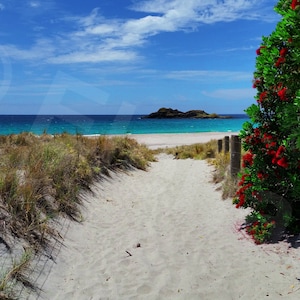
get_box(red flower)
[257,172,264,180]
[291,0,300,9]
[238,174,250,186]
[253,79,261,88]
[263,133,273,142]
[278,87,288,101]
[279,48,288,57]
[276,145,286,158]
[256,46,266,55]
[254,128,260,137]
[266,142,276,149]
[275,56,285,67]
[242,152,254,168]
[258,91,267,103]
[245,135,251,143]
[257,172,268,181]
[267,149,276,157]
[277,157,288,168]
[236,193,245,208]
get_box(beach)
[126,132,239,149]
[31,133,300,300]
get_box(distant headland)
[142,108,232,119]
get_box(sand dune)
[32,151,300,300]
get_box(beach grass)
[0,249,33,298]
[209,152,239,199]
[156,140,217,159]
[0,132,155,299]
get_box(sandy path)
[33,154,300,300]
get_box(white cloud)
[84,24,116,36]
[0,0,275,64]
[76,7,100,27]
[131,0,274,23]
[68,0,274,59]
[49,49,140,64]
[0,39,55,60]
[29,1,40,8]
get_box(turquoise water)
[0,115,248,135]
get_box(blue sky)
[0,0,279,115]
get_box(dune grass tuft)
[158,140,217,160]
[208,152,239,198]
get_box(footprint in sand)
[137,284,152,294]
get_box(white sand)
[31,134,300,300]
[116,132,239,149]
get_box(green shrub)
[234,0,300,243]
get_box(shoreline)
[87,132,240,149]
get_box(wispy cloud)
[166,46,256,58]
[0,0,275,64]
[202,88,256,100]
[164,70,252,81]
[48,49,140,64]
[0,3,4,10]
[0,39,55,60]
[131,0,276,23]
[28,1,40,8]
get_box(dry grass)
[208,152,239,199]
[0,249,33,299]
[209,152,230,183]
[0,132,155,298]
[157,140,217,160]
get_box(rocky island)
[142,108,231,119]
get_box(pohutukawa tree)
[234,0,300,244]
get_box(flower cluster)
[291,0,300,9]
[275,47,288,67]
[256,46,266,55]
[277,87,288,101]
[242,151,254,168]
[235,179,252,208]
[273,145,288,168]
[258,91,267,103]
[246,219,276,244]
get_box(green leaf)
[245,104,260,121]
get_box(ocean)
[0,114,248,135]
